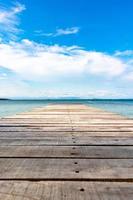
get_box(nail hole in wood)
[71,153,76,155]
[75,170,79,173]
[80,188,85,192]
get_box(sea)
[0,99,133,118]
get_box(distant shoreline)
[0,98,10,100]
[0,98,133,101]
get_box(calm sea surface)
[0,99,133,118]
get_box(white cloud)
[0,2,25,40]
[0,39,128,82]
[0,79,36,98]
[34,30,54,37]
[124,72,133,81]
[115,50,133,57]
[35,27,80,37]
[38,89,123,99]
[0,3,133,98]
[0,73,8,80]
[55,27,80,36]
[0,79,125,98]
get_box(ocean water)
[0,99,133,118]
[0,100,48,117]
[86,100,133,118]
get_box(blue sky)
[0,0,133,98]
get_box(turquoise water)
[0,100,48,117]
[0,99,133,118]
[86,100,133,118]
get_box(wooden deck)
[0,103,133,199]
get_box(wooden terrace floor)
[0,104,133,199]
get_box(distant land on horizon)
[0,98,133,101]
[0,98,10,100]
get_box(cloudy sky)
[0,0,133,98]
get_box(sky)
[0,0,133,99]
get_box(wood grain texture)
[0,181,133,200]
[0,136,133,145]
[0,146,133,158]
[0,103,133,199]
[0,158,133,179]
[0,131,133,137]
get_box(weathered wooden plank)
[24,110,116,112]
[1,120,133,125]
[0,158,132,179]
[73,127,133,131]
[1,127,133,132]
[0,127,73,132]
[0,131,74,137]
[71,131,133,137]
[0,181,133,200]
[2,118,132,122]
[25,110,120,113]
[6,119,71,123]
[1,123,133,127]
[71,116,126,120]
[20,112,121,115]
[9,115,125,118]
[0,146,133,158]
[0,131,133,137]
[8,116,70,119]
[1,123,133,131]
[0,137,133,145]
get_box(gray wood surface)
[0,158,133,179]
[0,104,133,199]
[0,136,133,145]
[0,146,133,158]
[0,131,133,137]
[0,181,133,200]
